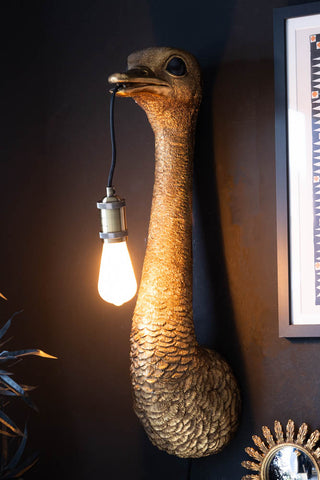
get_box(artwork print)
[310,33,320,305]
[274,7,320,335]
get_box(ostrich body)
[109,47,240,458]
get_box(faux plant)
[0,299,55,479]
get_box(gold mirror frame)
[242,420,320,479]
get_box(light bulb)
[98,240,137,306]
[97,186,137,306]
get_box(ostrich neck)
[133,113,197,343]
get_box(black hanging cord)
[107,85,122,187]
[187,458,192,479]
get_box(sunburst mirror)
[242,420,320,480]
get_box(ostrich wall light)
[108,47,240,458]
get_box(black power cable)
[187,458,192,479]
[107,85,122,187]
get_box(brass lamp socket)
[97,186,128,243]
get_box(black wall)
[2,0,320,479]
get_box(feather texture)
[110,47,240,458]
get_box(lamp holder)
[97,85,128,244]
[97,187,128,243]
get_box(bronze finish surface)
[109,47,240,458]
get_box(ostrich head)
[108,47,202,128]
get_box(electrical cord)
[187,458,192,479]
[107,84,122,188]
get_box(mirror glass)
[268,446,318,480]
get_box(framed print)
[274,2,320,337]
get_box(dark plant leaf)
[19,385,36,392]
[6,359,21,371]
[0,311,56,478]
[0,377,38,412]
[0,430,16,438]
[0,390,17,397]
[1,451,39,479]
[0,411,23,437]
[0,350,57,361]
[21,395,38,412]
[0,338,14,351]
[6,425,28,471]
[0,312,23,342]
[0,376,24,398]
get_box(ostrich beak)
[108,67,170,96]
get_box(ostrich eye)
[166,57,186,76]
